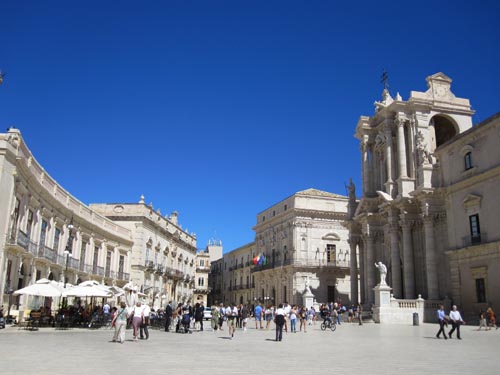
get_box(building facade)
[0,129,133,320]
[90,202,197,309]
[348,72,500,319]
[211,188,352,307]
[435,113,500,315]
[193,241,223,306]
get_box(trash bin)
[413,312,419,326]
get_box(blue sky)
[1,1,499,252]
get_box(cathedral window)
[326,244,336,263]
[469,214,481,244]
[475,278,486,303]
[464,152,473,170]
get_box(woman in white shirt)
[130,302,144,341]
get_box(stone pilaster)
[388,210,402,298]
[400,218,415,299]
[423,216,439,299]
[365,232,375,304]
[358,242,365,304]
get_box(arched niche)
[430,115,459,148]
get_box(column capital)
[395,116,408,127]
[399,218,414,229]
[421,214,434,225]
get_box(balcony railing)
[9,230,132,281]
[97,266,105,276]
[251,258,350,273]
[68,257,80,270]
[38,246,55,262]
[57,254,66,266]
[28,240,38,256]
[117,271,130,281]
[462,232,487,247]
[165,266,184,280]
[16,230,29,250]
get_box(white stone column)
[349,237,359,304]
[401,219,415,299]
[361,137,371,196]
[423,216,439,299]
[397,118,408,178]
[384,127,394,196]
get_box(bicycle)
[320,318,336,331]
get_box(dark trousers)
[140,318,149,339]
[449,321,461,339]
[199,319,204,331]
[275,323,284,341]
[436,319,447,338]
[165,315,171,332]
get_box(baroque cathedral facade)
[346,73,500,319]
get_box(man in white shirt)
[448,305,465,340]
[103,302,110,316]
[226,303,238,339]
[140,303,151,340]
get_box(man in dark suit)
[164,301,173,332]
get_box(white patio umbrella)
[62,284,112,298]
[13,278,63,298]
[109,285,124,297]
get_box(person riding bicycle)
[320,305,332,325]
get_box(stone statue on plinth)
[302,276,314,308]
[374,261,387,286]
[304,276,312,294]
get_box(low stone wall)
[373,296,450,324]
[373,297,424,324]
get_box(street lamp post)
[61,218,74,310]
[64,218,74,288]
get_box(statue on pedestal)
[374,261,387,286]
[304,276,312,294]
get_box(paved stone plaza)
[0,322,497,375]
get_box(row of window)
[12,198,126,275]
[261,204,289,222]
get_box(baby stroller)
[176,309,191,334]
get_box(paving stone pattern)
[0,322,497,375]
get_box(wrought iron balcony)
[117,271,130,281]
[251,258,350,273]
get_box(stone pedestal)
[372,284,392,323]
[303,290,315,309]
[417,165,433,189]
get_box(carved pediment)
[463,193,481,213]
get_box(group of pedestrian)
[478,306,497,331]
[436,304,465,340]
[111,300,150,343]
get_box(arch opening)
[432,115,458,147]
